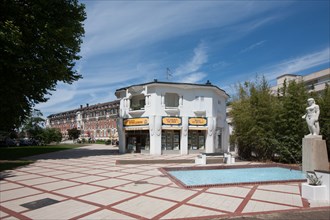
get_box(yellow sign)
[162,117,182,125]
[123,118,149,126]
[189,117,207,126]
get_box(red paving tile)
[1,144,329,219]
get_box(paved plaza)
[1,145,329,219]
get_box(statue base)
[302,136,329,172]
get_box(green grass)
[0,144,85,171]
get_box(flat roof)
[276,73,301,79]
[115,80,230,98]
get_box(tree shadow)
[22,147,120,160]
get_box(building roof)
[115,80,230,98]
[47,100,120,118]
[276,73,301,79]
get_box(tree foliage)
[318,83,330,158]
[0,0,86,133]
[67,127,80,140]
[231,76,330,163]
[41,128,62,144]
[231,76,277,161]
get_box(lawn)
[0,144,85,171]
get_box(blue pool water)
[169,167,306,186]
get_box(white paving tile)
[80,210,135,220]
[0,182,24,191]
[113,196,176,219]
[1,193,66,212]
[23,200,98,219]
[188,192,243,213]
[115,182,161,194]
[242,200,293,213]
[71,175,107,183]
[17,177,58,186]
[207,186,251,198]
[1,187,42,202]
[161,204,225,219]
[92,178,131,188]
[54,185,104,197]
[258,184,300,194]
[35,180,79,191]
[147,187,196,201]
[252,189,303,207]
[80,189,136,205]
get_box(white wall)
[116,83,229,154]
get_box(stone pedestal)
[302,136,329,172]
[302,183,327,201]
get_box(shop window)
[161,130,180,150]
[188,131,205,150]
[130,94,145,110]
[165,93,179,108]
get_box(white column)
[180,116,188,155]
[205,117,215,153]
[117,118,126,153]
[150,115,162,155]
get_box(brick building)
[46,100,120,142]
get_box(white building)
[115,80,230,155]
[271,68,330,94]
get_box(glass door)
[162,130,180,150]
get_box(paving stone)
[80,210,135,219]
[161,204,225,219]
[80,189,136,205]
[113,196,176,219]
[23,200,98,219]
[54,184,105,197]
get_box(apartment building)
[46,100,120,142]
[271,68,330,94]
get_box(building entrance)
[161,130,180,151]
[188,130,205,150]
[126,130,149,153]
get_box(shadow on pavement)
[22,147,120,160]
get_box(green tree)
[21,110,45,140]
[0,0,86,133]
[318,83,330,159]
[231,76,277,161]
[41,128,62,144]
[275,80,308,163]
[67,127,80,140]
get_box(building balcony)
[129,107,145,115]
[165,107,180,115]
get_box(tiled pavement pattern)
[1,145,329,220]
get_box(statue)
[302,98,320,136]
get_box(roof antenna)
[166,68,173,80]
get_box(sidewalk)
[1,144,329,219]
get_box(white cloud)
[179,72,208,84]
[240,40,267,54]
[216,47,330,94]
[174,42,208,76]
[264,47,330,80]
[81,1,291,58]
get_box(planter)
[302,183,327,201]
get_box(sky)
[36,0,330,117]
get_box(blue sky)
[36,0,330,117]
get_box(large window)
[161,130,180,150]
[165,93,179,108]
[130,94,145,110]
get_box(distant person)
[302,98,320,136]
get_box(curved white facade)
[115,81,230,155]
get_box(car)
[0,138,19,147]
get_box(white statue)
[302,98,320,136]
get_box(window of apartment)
[165,93,179,108]
[130,94,145,110]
